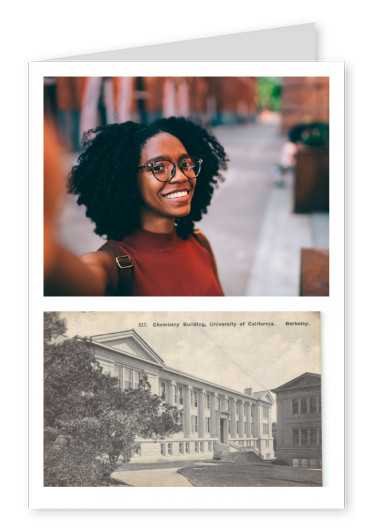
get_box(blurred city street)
[58,120,328,296]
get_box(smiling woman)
[47,117,228,296]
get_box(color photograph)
[43,76,330,296]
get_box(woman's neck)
[140,214,175,234]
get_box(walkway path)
[112,467,193,487]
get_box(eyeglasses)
[138,156,203,182]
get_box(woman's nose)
[169,164,188,182]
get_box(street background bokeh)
[44,76,329,296]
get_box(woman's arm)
[44,117,118,296]
[44,227,118,296]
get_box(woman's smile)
[162,187,192,201]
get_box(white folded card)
[49,23,316,61]
[29,24,344,510]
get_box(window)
[208,441,212,451]
[185,442,190,453]
[192,391,198,408]
[228,421,231,433]
[206,417,210,433]
[292,398,299,414]
[160,382,166,400]
[191,415,198,433]
[195,442,199,453]
[309,428,318,445]
[179,442,184,454]
[113,365,121,389]
[133,444,141,455]
[244,422,247,434]
[99,360,112,375]
[266,453,270,459]
[123,367,131,389]
[301,428,308,445]
[160,444,165,455]
[133,371,140,389]
[309,396,317,414]
[200,442,204,452]
[263,423,269,435]
[263,406,269,419]
[168,443,173,455]
[300,398,308,415]
[206,394,210,409]
[174,386,177,404]
[236,402,240,414]
[292,429,299,446]
[178,386,184,405]
[265,439,270,448]
[236,421,239,434]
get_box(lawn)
[177,462,322,487]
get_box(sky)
[59,311,321,396]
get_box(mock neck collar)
[121,227,179,252]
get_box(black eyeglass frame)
[138,157,203,182]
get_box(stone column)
[210,392,218,437]
[184,385,192,437]
[252,403,260,437]
[239,400,245,438]
[245,402,252,437]
[229,397,236,438]
[167,380,176,405]
[198,389,205,438]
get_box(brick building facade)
[280,77,329,135]
[271,373,322,467]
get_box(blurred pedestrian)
[55,77,83,152]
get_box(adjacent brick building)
[271,373,322,467]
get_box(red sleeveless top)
[113,228,223,296]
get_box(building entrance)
[220,418,227,444]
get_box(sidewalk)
[245,174,329,296]
[112,467,193,487]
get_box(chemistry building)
[90,329,275,462]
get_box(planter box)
[300,248,329,296]
[294,143,329,213]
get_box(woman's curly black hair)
[68,116,228,240]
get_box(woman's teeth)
[165,191,188,199]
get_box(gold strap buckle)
[115,255,133,269]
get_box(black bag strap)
[97,241,134,296]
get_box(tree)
[44,312,181,486]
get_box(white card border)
[29,61,344,509]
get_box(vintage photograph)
[44,76,329,297]
[44,311,322,487]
